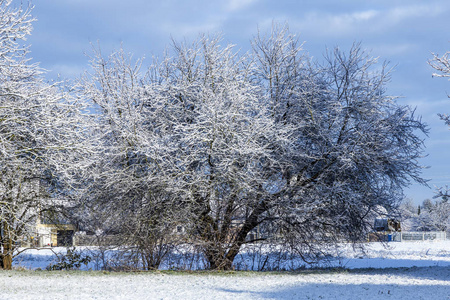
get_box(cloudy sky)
[24,0,450,205]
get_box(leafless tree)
[74,25,428,271]
[73,47,186,270]
[428,49,450,232]
[0,1,88,269]
[249,24,428,263]
[429,50,450,124]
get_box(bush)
[46,247,91,271]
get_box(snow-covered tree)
[400,196,449,233]
[429,50,450,124]
[0,1,87,269]
[428,50,450,233]
[429,188,450,232]
[250,25,427,260]
[160,35,294,270]
[74,36,290,270]
[398,198,419,231]
[73,47,186,270]
[76,25,428,270]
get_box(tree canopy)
[0,2,428,270]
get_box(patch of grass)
[1,266,356,277]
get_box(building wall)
[36,224,75,247]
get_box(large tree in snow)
[428,48,450,232]
[158,35,292,269]
[246,25,428,261]
[0,1,87,270]
[72,47,187,270]
[75,37,289,270]
[77,26,427,270]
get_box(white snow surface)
[1,241,449,299]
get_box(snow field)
[0,267,449,300]
[2,240,449,299]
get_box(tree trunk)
[1,238,13,270]
[202,199,268,270]
[204,245,233,270]
[1,221,14,270]
[2,253,12,270]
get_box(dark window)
[57,230,74,246]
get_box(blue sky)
[24,0,450,205]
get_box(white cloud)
[226,0,258,12]
[291,3,449,38]
[335,9,379,24]
[386,4,443,24]
[290,9,380,38]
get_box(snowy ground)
[327,240,450,269]
[1,241,449,299]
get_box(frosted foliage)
[425,188,450,232]
[76,26,427,270]
[429,50,450,124]
[0,1,88,269]
[0,3,429,272]
[428,49,450,231]
[248,26,426,259]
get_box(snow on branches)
[0,0,87,269]
[75,26,428,270]
[0,2,429,271]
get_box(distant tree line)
[401,191,450,233]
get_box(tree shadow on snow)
[347,265,450,281]
[214,266,450,299]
